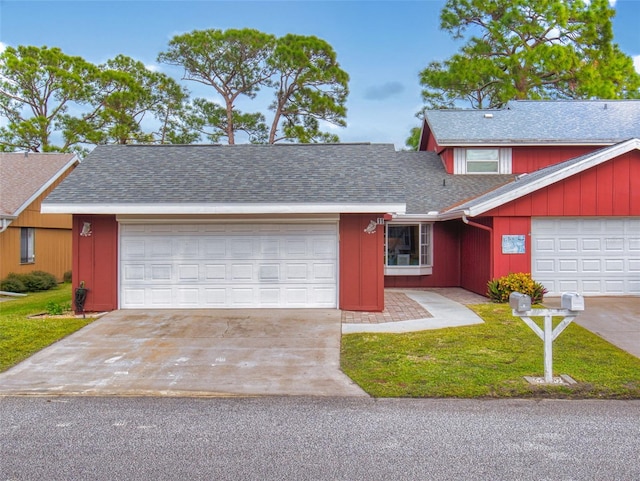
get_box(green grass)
[341,303,640,398]
[0,284,94,372]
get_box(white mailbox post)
[509,292,585,384]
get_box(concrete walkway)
[342,290,484,334]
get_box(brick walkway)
[341,288,488,324]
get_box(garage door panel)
[120,223,338,308]
[532,217,639,296]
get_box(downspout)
[462,212,494,280]
[0,218,12,234]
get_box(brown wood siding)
[11,178,72,229]
[0,226,71,281]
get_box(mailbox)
[509,292,532,312]
[561,292,585,311]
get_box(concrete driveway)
[0,309,366,397]
[545,296,640,359]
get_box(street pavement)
[1,396,639,481]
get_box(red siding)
[73,215,118,312]
[459,219,492,295]
[487,151,640,217]
[385,221,461,288]
[492,217,531,279]
[511,146,599,174]
[339,214,385,311]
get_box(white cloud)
[145,64,160,72]
[0,42,6,53]
[634,55,640,74]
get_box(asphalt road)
[1,396,639,480]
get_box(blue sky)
[1,0,639,149]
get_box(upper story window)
[385,223,433,276]
[20,227,35,264]
[466,148,499,172]
[454,148,512,174]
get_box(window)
[385,223,432,275]
[20,227,35,264]
[453,148,512,174]
[466,148,499,173]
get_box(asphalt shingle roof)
[45,143,407,206]
[425,100,640,146]
[395,151,513,214]
[45,144,512,216]
[0,152,77,217]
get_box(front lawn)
[341,303,640,398]
[0,284,95,372]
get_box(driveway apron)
[0,309,366,397]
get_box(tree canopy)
[0,46,195,153]
[158,28,349,144]
[419,0,640,110]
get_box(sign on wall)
[502,235,526,254]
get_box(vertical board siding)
[73,215,118,312]
[384,221,461,288]
[0,227,71,281]
[487,151,640,217]
[492,217,532,279]
[459,219,491,295]
[339,214,385,311]
[511,146,597,174]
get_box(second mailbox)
[509,292,532,312]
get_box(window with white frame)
[385,223,432,275]
[453,147,512,174]
[20,227,35,264]
[466,148,499,173]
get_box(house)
[406,100,640,297]
[0,152,79,282]
[41,100,640,312]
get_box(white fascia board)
[41,202,407,215]
[389,213,440,222]
[20,155,79,217]
[436,141,616,148]
[452,138,640,218]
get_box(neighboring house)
[0,152,79,282]
[42,100,639,312]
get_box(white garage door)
[120,223,338,308]
[531,217,640,296]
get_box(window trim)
[20,227,35,264]
[454,147,512,174]
[466,148,499,173]
[384,222,433,276]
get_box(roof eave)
[14,154,79,218]
[41,202,407,216]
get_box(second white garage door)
[531,217,640,296]
[120,223,338,308]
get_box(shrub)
[24,271,58,291]
[0,276,27,293]
[0,271,57,293]
[45,301,71,315]
[63,270,72,283]
[487,272,548,304]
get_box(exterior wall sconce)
[80,222,92,237]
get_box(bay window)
[385,223,432,275]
